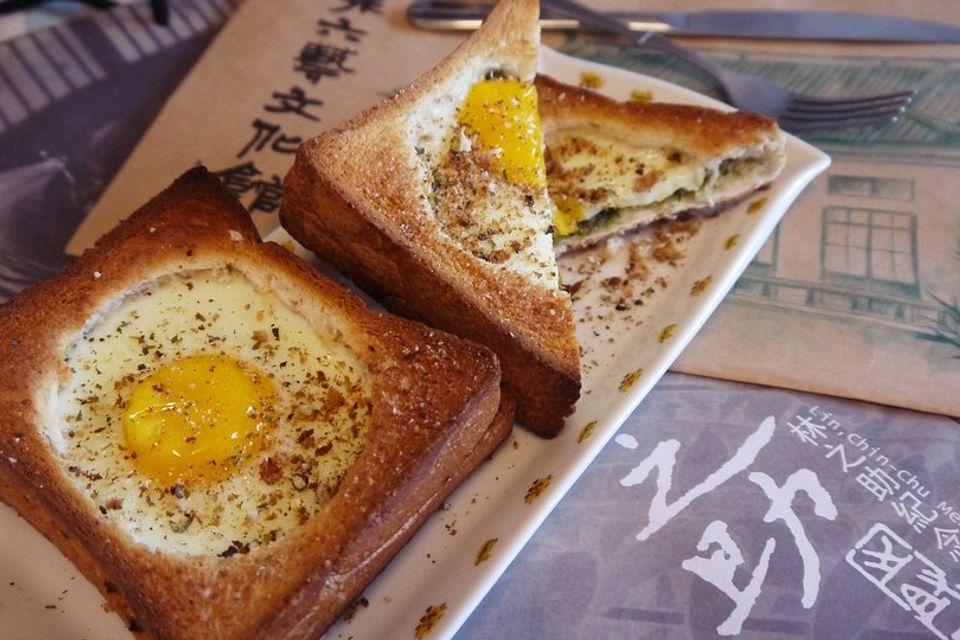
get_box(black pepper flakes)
[291,473,309,491]
[169,514,194,533]
[169,483,190,499]
[341,596,369,622]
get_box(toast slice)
[0,167,513,639]
[536,75,787,253]
[280,0,580,437]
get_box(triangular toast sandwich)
[0,167,513,639]
[281,0,580,437]
[536,74,787,253]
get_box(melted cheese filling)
[545,130,709,238]
[53,268,371,556]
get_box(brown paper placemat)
[71,0,960,419]
[68,0,471,248]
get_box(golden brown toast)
[536,74,787,252]
[280,0,580,437]
[0,167,513,639]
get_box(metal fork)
[541,0,915,131]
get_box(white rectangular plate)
[0,46,829,640]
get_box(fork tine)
[543,0,918,131]
[779,111,905,132]
[789,90,915,110]
[784,100,910,120]
[784,102,911,119]
[783,90,913,123]
[786,95,913,115]
[782,104,907,123]
[781,103,907,120]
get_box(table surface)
[1,1,959,639]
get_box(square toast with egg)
[280,0,580,437]
[535,75,787,252]
[0,167,514,639]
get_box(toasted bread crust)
[280,0,580,436]
[536,74,781,154]
[259,391,515,638]
[282,149,579,434]
[0,167,512,639]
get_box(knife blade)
[407,1,960,43]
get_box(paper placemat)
[68,0,960,419]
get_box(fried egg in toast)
[281,0,580,437]
[0,167,513,639]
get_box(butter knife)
[408,0,960,43]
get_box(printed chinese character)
[317,16,367,42]
[213,163,283,214]
[903,553,960,638]
[619,416,776,541]
[238,119,302,158]
[847,523,914,589]
[250,175,283,213]
[787,413,829,446]
[848,524,960,639]
[682,469,837,636]
[214,161,262,197]
[856,465,901,501]
[824,442,866,472]
[294,42,356,82]
[748,469,837,607]
[682,520,775,636]
[933,528,960,563]
[264,86,323,122]
[330,0,383,14]
[893,492,939,533]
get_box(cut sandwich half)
[0,167,513,639]
[536,75,787,253]
[281,0,580,436]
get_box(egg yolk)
[551,196,585,237]
[123,354,278,486]
[457,79,546,187]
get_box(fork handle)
[541,0,729,95]
[636,31,731,85]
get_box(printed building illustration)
[734,173,956,343]
[732,78,960,354]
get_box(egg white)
[546,129,707,223]
[53,267,371,556]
